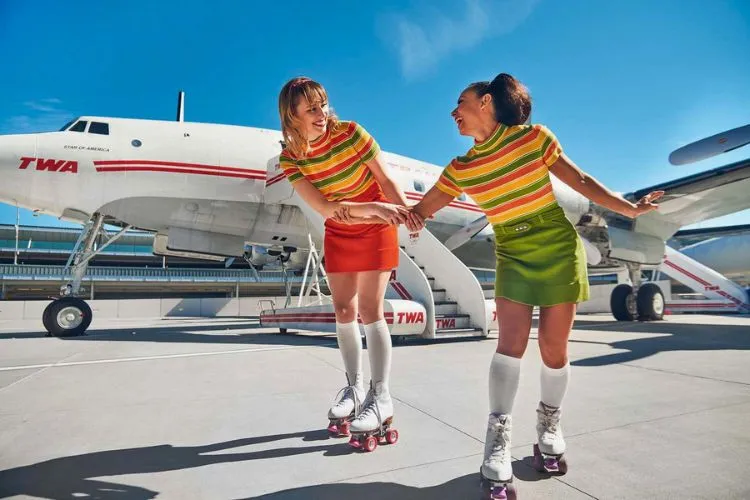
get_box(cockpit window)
[413,180,425,193]
[59,119,76,131]
[69,120,87,132]
[89,122,109,135]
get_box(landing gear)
[610,264,665,322]
[42,297,92,337]
[42,213,131,337]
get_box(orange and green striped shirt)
[436,123,563,225]
[279,121,381,201]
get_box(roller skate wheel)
[363,436,378,452]
[327,422,338,435]
[385,429,399,445]
[339,421,351,436]
[558,456,568,475]
[348,435,361,449]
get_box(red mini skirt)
[323,186,399,273]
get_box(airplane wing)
[613,158,750,242]
[671,223,750,247]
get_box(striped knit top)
[279,121,382,201]
[436,123,563,225]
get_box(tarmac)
[0,313,748,499]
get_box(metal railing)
[0,264,306,283]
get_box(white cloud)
[1,99,72,134]
[379,0,541,80]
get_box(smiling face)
[451,84,495,139]
[294,95,330,142]
[278,77,338,157]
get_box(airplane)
[1,92,749,336]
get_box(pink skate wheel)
[385,429,399,445]
[339,421,351,436]
[348,436,361,449]
[363,436,378,452]
[327,422,338,434]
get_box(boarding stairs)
[657,245,749,314]
[258,155,492,339]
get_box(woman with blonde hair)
[277,76,421,449]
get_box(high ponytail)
[488,73,531,126]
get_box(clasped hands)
[331,202,426,233]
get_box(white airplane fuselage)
[0,116,593,270]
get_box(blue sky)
[1,0,749,230]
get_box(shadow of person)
[248,459,547,500]
[246,473,480,500]
[570,321,750,367]
[0,429,335,499]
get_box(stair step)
[434,301,458,315]
[432,289,447,301]
[435,314,471,329]
[434,327,485,338]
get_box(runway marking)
[0,345,298,372]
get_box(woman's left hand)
[405,208,426,232]
[631,190,665,217]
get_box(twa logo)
[436,318,456,329]
[389,270,397,281]
[19,157,78,173]
[397,311,424,324]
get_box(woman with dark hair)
[410,73,662,497]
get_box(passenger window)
[89,122,109,135]
[413,180,425,193]
[69,121,87,132]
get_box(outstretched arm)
[292,177,408,224]
[549,153,663,218]
[412,185,455,221]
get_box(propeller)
[444,215,489,250]
[443,214,602,265]
[668,123,750,166]
[580,236,602,266]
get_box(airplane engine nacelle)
[606,227,666,266]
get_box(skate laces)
[354,387,381,424]
[487,417,511,464]
[538,405,561,434]
[331,385,360,410]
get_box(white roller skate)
[533,401,568,475]
[348,381,398,452]
[327,373,365,437]
[479,413,517,500]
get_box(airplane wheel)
[636,283,665,321]
[42,302,55,335]
[610,284,636,321]
[44,298,92,337]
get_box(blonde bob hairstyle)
[278,77,340,158]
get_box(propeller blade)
[669,123,750,165]
[580,236,602,266]
[444,215,489,250]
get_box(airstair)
[258,156,492,339]
[658,245,749,314]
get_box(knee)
[357,303,383,325]
[496,328,529,358]
[538,340,568,368]
[333,301,357,322]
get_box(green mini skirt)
[493,205,590,306]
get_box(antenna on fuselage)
[176,91,185,122]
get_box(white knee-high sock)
[363,319,392,393]
[336,321,363,387]
[489,352,522,415]
[540,362,570,408]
